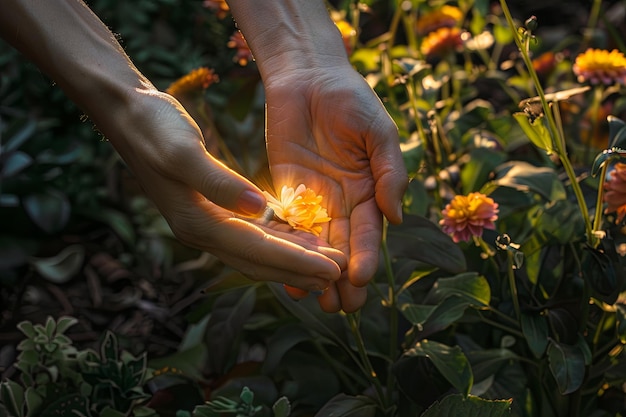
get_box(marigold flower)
[165,67,218,98]
[421,27,464,58]
[440,192,499,243]
[603,162,626,223]
[203,0,229,19]
[334,18,356,55]
[263,184,331,236]
[416,5,463,35]
[227,31,254,66]
[532,51,558,77]
[573,48,626,85]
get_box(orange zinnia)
[421,27,464,58]
[227,31,254,66]
[604,162,626,223]
[165,67,218,98]
[416,5,463,35]
[573,48,626,85]
[440,192,499,243]
[263,184,331,236]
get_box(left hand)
[264,63,408,312]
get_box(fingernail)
[396,202,404,223]
[238,190,266,216]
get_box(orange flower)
[165,67,218,98]
[227,31,254,66]
[263,184,331,236]
[420,27,464,58]
[416,5,463,35]
[334,18,357,55]
[532,51,558,77]
[440,192,499,243]
[573,48,626,85]
[604,162,626,223]
[203,0,230,19]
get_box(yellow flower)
[573,48,626,85]
[416,5,463,35]
[263,184,331,236]
[440,192,499,243]
[333,18,356,55]
[420,27,464,58]
[165,67,219,98]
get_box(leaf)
[492,161,566,202]
[205,286,257,374]
[55,316,79,335]
[401,296,471,336]
[387,214,467,274]
[617,304,626,344]
[261,323,312,374]
[100,331,119,362]
[461,148,507,195]
[520,313,549,358]
[272,396,291,417]
[17,321,37,339]
[29,245,85,284]
[427,273,491,307]
[0,380,25,417]
[420,394,512,417]
[0,151,33,177]
[406,340,473,397]
[608,115,626,148]
[513,112,554,153]
[547,339,586,395]
[23,189,71,234]
[313,394,377,417]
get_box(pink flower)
[440,192,499,242]
[604,162,626,222]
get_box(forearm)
[0,0,154,141]
[225,0,350,82]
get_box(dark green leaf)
[492,161,566,202]
[617,304,626,344]
[55,316,78,335]
[608,115,626,148]
[547,339,586,395]
[421,394,512,417]
[313,394,377,417]
[23,189,71,234]
[461,148,507,195]
[520,313,549,358]
[262,323,312,374]
[0,380,24,417]
[427,272,491,307]
[387,214,466,274]
[29,245,85,284]
[100,331,119,362]
[406,340,473,397]
[272,396,291,417]
[1,151,33,177]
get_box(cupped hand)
[263,64,408,312]
[108,90,346,290]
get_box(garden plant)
[1,0,626,416]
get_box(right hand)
[107,90,346,290]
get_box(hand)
[110,90,346,290]
[264,64,408,312]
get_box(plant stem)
[592,162,609,238]
[499,0,594,245]
[381,219,398,403]
[346,312,387,409]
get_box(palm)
[264,66,407,312]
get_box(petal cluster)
[420,27,464,58]
[573,48,626,85]
[227,31,254,66]
[416,5,463,35]
[603,162,626,222]
[440,192,499,243]
[264,184,331,236]
[165,67,219,98]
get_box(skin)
[228,0,409,312]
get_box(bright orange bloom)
[165,67,218,98]
[264,184,331,236]
[334,18,357,55]
[421,27,464,58]
[604,163,626,223]
[416,5,463,35]
[203,0,230,19]
[532,51,558,77]
[573,48,626,85]
[227,31,254,66]
[440,192,499,243]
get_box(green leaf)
[39,394,90,417]
[0,380,25,417]
[23,190,71,234]
[617,304,626,344]
[421,394,512,417]
[387,214,467,274]
[1,151,33,177]
[520,313,549,358]
[492,161,566,202]
[29,245,85,284]
[608,115,626,148]
[313,394,377,417]
[513,112,554,153]
[401,296,471,335]
[461,149,507,195]
[17,321,37,339]
[547,339,586,395]
[100,331,119,362]
[239,387,254,405]
[261,323,312,374]
[427,273,491,307]
[55,316,79,335]
[272,396,291,417]
[406,340,473,397]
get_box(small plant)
[0,316,154,417]
[192,386,290,417]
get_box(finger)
[336,278,367,313]
[366,111,408,224]
[317,281,342,313]
[347,199,383,287]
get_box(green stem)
[381,219,398,402]
[592,162,609,239]
[506,251,521,321]
[478,311,524,338]
[499,0,594,245]
[581,0,603,51]
[346,312,387,409]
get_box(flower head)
[333,18,356,55]
[203,0,230,19]
[573,48,626,85]
[440,192,499,243]
[227,31,254,66]
[263,184,331,236]
[604,162,626,223]
[165,67,218,98]
[420,27,464,58]
[416,5,463,35]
